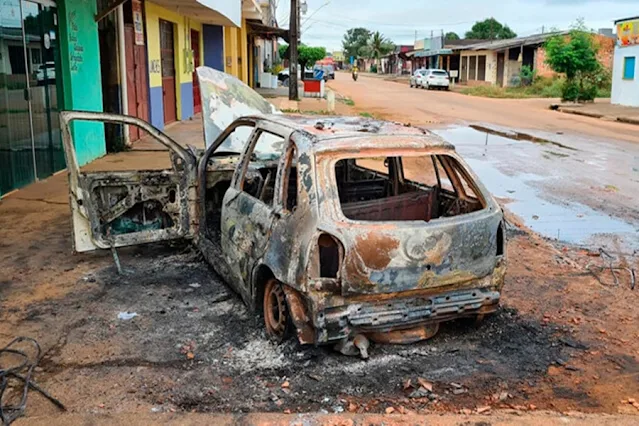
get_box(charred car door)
[60,111,197,252]
[220,124,288,287]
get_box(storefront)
[1,0,104,197]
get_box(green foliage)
[370,64,378,73]
[278,44,289,60]
[544,22,608,102]
[367,31,394,61]
[519,65,536,86]
[460,76,565,99]
[465,18,517,40]
[298,45,327,70]
[342,28,372,59]
[445,32,460,41]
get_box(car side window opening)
[204,123,256,239]
[280,144,299,212]
[237,130,286,206]
[335,154,485,222]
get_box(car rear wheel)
[263,278,291,342]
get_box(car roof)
[428,69,448,72]
[248,114,455,153]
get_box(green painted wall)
[58,0,106,166]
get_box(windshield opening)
[334,154,485,222]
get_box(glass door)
[0,0,62,196]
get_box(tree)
[278,44,289,60]
[465,18,517,40]
[298,45,327,73]
[544,22,604,101]
[366,31,395,71]
[342,27,371,60]
[444,32,460,41]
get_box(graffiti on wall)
[617,19,639,47]
[68,11,85,73]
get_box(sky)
[274,0,638,51]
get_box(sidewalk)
[553,99,639,125]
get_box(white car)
[409,69,428,88]
[422,69,450,90]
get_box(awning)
[145,0,241,27]
[247,21,289,42]
[412,48,453,58]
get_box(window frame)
[276,141,299,213]
[623,56,636,80]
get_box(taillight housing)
[309,233,344,292]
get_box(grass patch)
[460,77,566,99]
[339,97,355,106]
[359,112,374,118]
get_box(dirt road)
[329,73,639,144]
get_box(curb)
[616,116,639,126]
[551,105,639,126]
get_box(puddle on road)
[435,126,638,252]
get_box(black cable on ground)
[0,337,66,425]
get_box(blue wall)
[180,82,194,120]
[149,86,164,130]
[203,25,224,71]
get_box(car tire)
[263,278,292,343]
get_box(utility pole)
[289,0,299,100]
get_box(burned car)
[61,70,505,358]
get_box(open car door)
[60,111,198,252]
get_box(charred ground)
[8,238,592,415]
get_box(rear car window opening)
[335,155,485,222]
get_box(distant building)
[611,16,639,106]
[447,31,614,87]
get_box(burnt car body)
[61,110,506,355]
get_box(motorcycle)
[352,70,358,81]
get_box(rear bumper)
[315,286,500,344]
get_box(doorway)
[460,56,468,83]
[191,29,201,115]
[497,52,505,87]
[0,0,63,196]
[159,19,176,124]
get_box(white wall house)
[611,17,639,106]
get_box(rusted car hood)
[197,66,279,148]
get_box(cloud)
[278,0,632,50]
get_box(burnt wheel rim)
[264,279,288,340]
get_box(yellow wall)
[223,19,249,84]
[145,2,205,120]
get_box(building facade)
[1,0,249,197]
[611,17,639,106]
[1,0,104,197]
